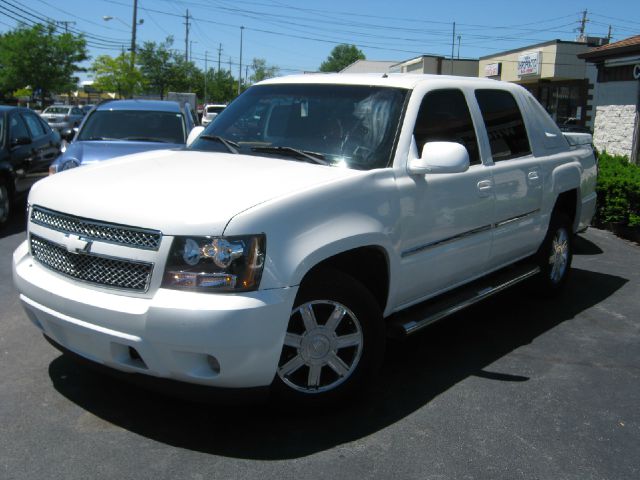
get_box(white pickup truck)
[13,74,597,405]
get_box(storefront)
[479,40,601,129]
[579,35,640,162]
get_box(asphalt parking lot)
[1,204,639,480]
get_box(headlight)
[162,234,266,292]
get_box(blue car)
[49,99,198,173]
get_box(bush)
[594,152,640,228]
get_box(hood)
[29,150,362,236]
[56,140,184,166]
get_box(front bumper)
[13,240,297,388]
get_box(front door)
[395,88,494,307]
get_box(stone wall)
[592,104,638,157]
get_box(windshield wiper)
[198,135,240,154]
[121,136,173,143]
[250,146,328,165]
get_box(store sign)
[518,52,540,76]
[485,63,501,77]
[634,64,640,80]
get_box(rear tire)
[535,213,573,295]
[272,268,385,407]
[0,177,11,228]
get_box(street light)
[102,13,143,57]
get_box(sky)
[0,0,639,83]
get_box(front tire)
[535,213,573,294]
[273,269,385,406]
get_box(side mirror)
[11,136,32,148]
[186,126,205,147]
[408,141,470,175]
[60,128,76,143]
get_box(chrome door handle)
[477,179,493,197]
[528,171,540,182]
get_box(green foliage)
[136,37,175,99]
[0,24,88,103]
[319,44,365,72]
[92,53,142,99]
[250,58,280,84]
[595,152,640,228]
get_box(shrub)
[594,152,640,228]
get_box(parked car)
[201,104,226,126]
[49,99,198,173]
[0,105,62,228]
[40,105,84,132]
[13,74,597,405]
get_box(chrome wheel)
[0,183,9,224]
[549,227,569,284]
[278,300,364,394]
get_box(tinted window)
[37,116,53,134]
[475,89,531,161]
[77,110,186,144]
[9,113,30,140]
[22,113,45,137]
[413,89,480,165]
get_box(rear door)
[473,89,544,268]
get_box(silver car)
[40,105,84,132]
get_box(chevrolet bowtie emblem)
[64,234,91,254]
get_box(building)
[478,40,605,130]
[390,55,479,77]
[340,60,399,74]
[578,35,640,162]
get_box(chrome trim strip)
[495,209,541,228]
[401,224,493,258]
[401,209,541,258]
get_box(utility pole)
[204,51,208,103]
[184,9,191,61]
[607,25,613,42]
[451,21,456,74]
[238,26,244,95]
[131,0,138,62]
[228,57,232,73]
[578,9,588,42]
[218,43,223,72]
[55,20,76,33]
[457,35,461,59]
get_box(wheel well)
[553,189,577,225]
[304,247,390,312]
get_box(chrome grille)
[30,235,153,292]
[31,206,162,250]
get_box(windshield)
[190,84,408,170]
[44,106,70,115]
[77,110,186,144]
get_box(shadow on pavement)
[574,233,604,255]
[47,266,627,460]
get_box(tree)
[0,24,87,104]
[319,44,365,72]
[92,53,142,99]
[250,57,280,84]
[137,37,175,99]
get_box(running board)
[387,263,540,337]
